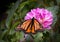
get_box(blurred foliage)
[0,0,60,42]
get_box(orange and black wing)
[25,23,35,33]
[21,19,42,34]
[34,19,42,31]
[21,20,31,32]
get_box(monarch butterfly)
[20,17,42,34]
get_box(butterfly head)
[32,17,35,21]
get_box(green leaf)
[56,0,60,4]
[21,8,28,18]
[12,21,20,29]
[1,30,8,39]
[9,21,20,35]
[0,40,5,42]
[16,31,24,39]
[34,32,43,42]
[55,34,60,42]
[6,0,21,28]
[47,6,59,26]
[18,1,29,11]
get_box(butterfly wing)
[25,19,42,34]
[31,25,35,33]
[21,19,35,33]
[26,24,31,33]
[34,19,42,31]
[26,23,35,34]
[21,19,42,34]
[21,20,31,31]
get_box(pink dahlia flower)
[24,8,53,29]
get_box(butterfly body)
[21,18,42,34]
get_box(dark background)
[0,0,17,22]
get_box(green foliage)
[47,6,59,27]
[6,0,21,28]
[0,0,60,42]
[34,32,43,42]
